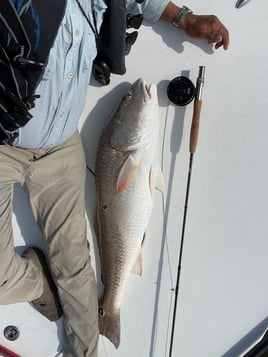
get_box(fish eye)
[125,91,132,100]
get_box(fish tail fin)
[98,306,121,349]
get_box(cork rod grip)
[189,99,202,154]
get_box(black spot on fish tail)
[98,305,121,349]
[98,306,105,316]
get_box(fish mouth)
[142,79,156,102]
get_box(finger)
[215,24,229,50]
[207,32,222,44]
[215,34,229,50]
[207,17,229,50]
[221,29,230,50]
[208,30,229,50]
[215,40,224,49]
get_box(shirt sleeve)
[126,0,169,23]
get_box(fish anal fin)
[116,154,139,193]
[98,306,121,349]
[131,252,143,276]
[131,234,145,275]
[149,165,164,197]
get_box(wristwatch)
[172,5,193,28]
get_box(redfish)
[94,78,163,348]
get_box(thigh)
[0,145,25,265]
[24,132,91,277]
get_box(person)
[0,1,229,356]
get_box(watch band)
[173,5,193,28]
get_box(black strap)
[0,0,31,57]
[0,0,35,99]
[97,0,127,75]
[0,0,66,144]
[0,0,36,142]
[92,0,144,85]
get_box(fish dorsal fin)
[116,154,139,193]
[149,165,164,197]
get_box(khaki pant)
[0,132,99,357]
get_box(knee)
[50,248,94,281]
[0,261,14,287]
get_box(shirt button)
[67,72,74,79]
[75,29,80,36]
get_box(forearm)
[160,1,181,23]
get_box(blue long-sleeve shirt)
[13,0,168,149]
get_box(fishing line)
[86,164,95,176]
[149,95,176,357]
[168,66,206,357]
[150,94,180,357]
[160,100,175,289]
[161,95,188,357]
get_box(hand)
[180,14,229,50]
[160,3,230,51]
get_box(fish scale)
[96,145,153,298]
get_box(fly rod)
[168,66,206,357]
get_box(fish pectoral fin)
[131,252,143,276]
[149,165,165,197]
[116,154,139,193]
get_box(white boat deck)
[1,1,267,356]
